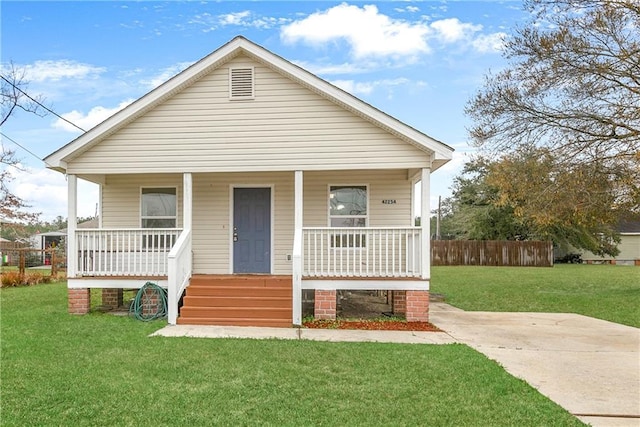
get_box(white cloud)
[291,60,373,75]
[19,60,105,82]
[219,10,251,25]
[281,4,502,60]
[430,18,482,43]
[330,77,412,96]
[53,99,134,133]
[140,61,193,88]
[472,32,507,53]
[330,79,375,95]
[281,4,431,58]
[189,11,290,31]
[6,167,98,221]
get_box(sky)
[1,0,528,222]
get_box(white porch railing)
[302,227,422,278]
[75,228,182,277]
[167,229,192,325]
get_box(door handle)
[233,231,238,242]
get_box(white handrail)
[75,228,182,277]
[167,229,192,325]
[302,227,422,278]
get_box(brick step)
[177,317,292,327]
[186,286,292,298]
[179,306,291,320]
[189,275,291,288]
[183,295,291,308]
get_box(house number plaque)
[382,199,396,204]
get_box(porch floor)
[177,275,293,327]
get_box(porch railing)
[75,228,183,277]
[302,227,422,278]
[167,229,192,325]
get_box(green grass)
[432,264,640,327]
[0,283,583,426]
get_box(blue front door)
[233,188,271,274]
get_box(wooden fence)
[431,240,553,267]
[1,248,64,276]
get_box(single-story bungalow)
[44,36,454,326]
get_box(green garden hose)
[129,282,168,321]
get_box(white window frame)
[140,187,178,229]
[328,184,369,248]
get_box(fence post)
[51,249,57,277]
[19,250,25,275]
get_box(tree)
[465,0,639,252]
[1,62,46,126]
[441,158,534,241]
[1,63,46,227]
[487,149,621,256]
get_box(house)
[580,220,640,266]
[44,36,454,326]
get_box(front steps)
[177,275,293,327]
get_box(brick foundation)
[406,290,429,322]
[102,288,123,309]
[142,286,162,317]
[68,288,91,315]
[314,290,336,320]
[392,290,407,315]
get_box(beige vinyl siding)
[192,172,294,275]
[102,174,183,228]
[303,170,413,227]
[99,170,413,275]
[580,234,640,263]
[67,54,431,175]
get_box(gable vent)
[229,67,254,100]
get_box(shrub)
[1,272,24,288]
[24,272,45,286]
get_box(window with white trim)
[141,188,177,248]
[329,185,368,247]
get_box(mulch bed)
[303,319,442,331]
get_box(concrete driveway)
[430,303,640,427]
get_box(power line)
[0,131,44,162]
[1,74,87,132]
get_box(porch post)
[67,174,77,278]
[183,173,192,231]
[421,167,430,280]
[292,170,303,326]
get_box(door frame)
[228,184,275,274]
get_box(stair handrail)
[167,228,192,325]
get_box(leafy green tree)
[440,159,533,241]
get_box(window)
[329,185,368,247]
[141,188,177,228]
[141,188,177,248]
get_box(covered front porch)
[65,169,431,326]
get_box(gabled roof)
[45,36,453,172]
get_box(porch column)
[67,174,77,278]
[183,173,192,231]
[292,170,303,326]
[421,167,430,280]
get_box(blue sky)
[1,1,527,221]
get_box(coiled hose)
[130,282,168,321]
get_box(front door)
[233,187,271,273]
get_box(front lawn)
[432,264,640,327]
[0,283,583,426]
